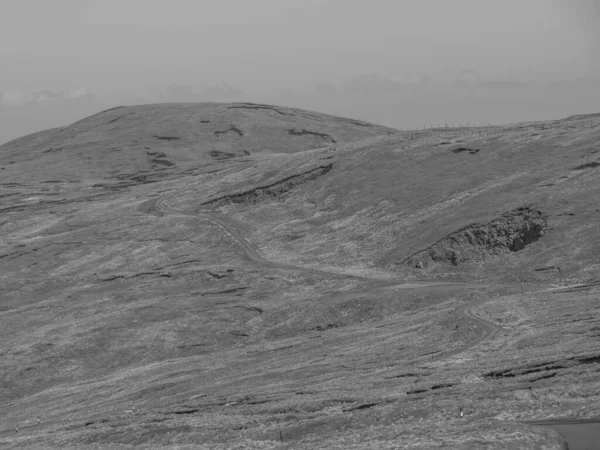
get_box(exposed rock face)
[201,164,333,207]
[403,207,548,269]
[451,147,479,155]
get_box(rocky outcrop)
[214,125,244,137]
[403,207,548,269]
[451,147,479,155]
[201,164,332,207]
[287,128,336,143]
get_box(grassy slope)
[205,119,600,284]
[1,105,599,449]
[0,102,396,183]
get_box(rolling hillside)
[1,103,598,449]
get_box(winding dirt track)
[437,297,501,361]
[146,179,502,360]
[0,175,508,439]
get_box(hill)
[1,103,599,449]
[0,102,396,184]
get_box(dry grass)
[1,104,599,448]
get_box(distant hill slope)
[0,102,397,182]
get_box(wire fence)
[397,119,598,140]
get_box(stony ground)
[1,103,599,449]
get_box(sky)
[1,0,597,91]
[552,0,600,74]
[0,0,599,142]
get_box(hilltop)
[1,103,599,449]
[0,102,396,183]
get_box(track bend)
[0,178,507,438]
[146,178,502,358]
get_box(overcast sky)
[1,0,598,94]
